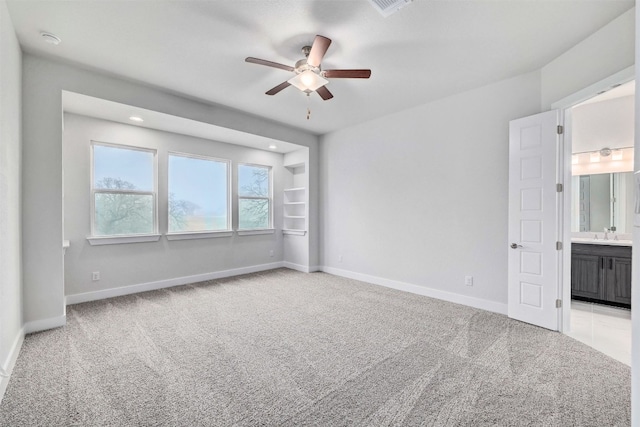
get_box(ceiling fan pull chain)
[306,92,311,120]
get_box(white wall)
[541,8,635,109]
[320,71,541,310]
[632,6,640,425]
[572,95,634,153]
[63,113,287,298]
[0,0,23,400]
[622,171,634,233]
[22,54,318,329]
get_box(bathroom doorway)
[563,79,634,365]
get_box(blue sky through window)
[94,144,154,191]
[168,155,227,215]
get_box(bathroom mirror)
[571,172,635,233]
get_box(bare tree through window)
[239,165,270,229]
[94,177,153,235]
[95,177,195,235]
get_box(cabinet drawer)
[572,243,631,258]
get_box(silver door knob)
[510,243,523,249]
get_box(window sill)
[87,234,161,246]
[237,229,275,236]
[283,229,307,236]
[166,231,233,241]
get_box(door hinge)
[556,183,563,192]
[556,241,563,250]
[557,125,564,134]
[556,299,562,308]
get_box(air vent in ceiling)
[368,0,413,17]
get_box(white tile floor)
[566,300,631,366]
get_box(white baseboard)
[65,262,285,305]
[0,327,25,404]
[283,262,318,273]
[321,266,507,315]
[24,315,66,334]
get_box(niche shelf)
[283,187,307,235]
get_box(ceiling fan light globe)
[288,70,328,92]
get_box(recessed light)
[268,144,277,150]
[129,116,144,122]
[40,32,61,45]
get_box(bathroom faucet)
[603,228,610,240]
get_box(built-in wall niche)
[283,163,307,236]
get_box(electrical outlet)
[269,250,274,257]
[465,276,473,286]
[92,271,100,281]
[338,255,343,262]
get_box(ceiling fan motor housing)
[294,46,321,75]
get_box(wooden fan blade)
[307,35,331,67]
[245,57,294,72]
[322,69,371,79]
[266,81,291,95]
[316,86,334,101]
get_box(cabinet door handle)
[601,258,604,269]
[609,258,613,270]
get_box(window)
[91,142,157,236]
[168,153,230,233]
[238,164,272,230]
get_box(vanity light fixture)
[129,116,144,122]
[599,147,612,157]
[572,146,634,175]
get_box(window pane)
[94,193,154,235]
[94,145,154,191]
[168,155,228,232]
[238,164,269,197]
[239,199,269,229]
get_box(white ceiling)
[7,0,635,135]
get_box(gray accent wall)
[0,0,23,386]
[63,113,288,297]
[22,54,318,328]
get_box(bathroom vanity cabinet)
[571,243,632,307]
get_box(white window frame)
[166,151,232,240]
[237,163,273,233]
[88,141,159,245]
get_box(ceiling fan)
[245,35,371,101]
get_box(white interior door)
[508,110,561,331]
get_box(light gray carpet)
[0,268,631,426]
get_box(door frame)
[550,65,635,333]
